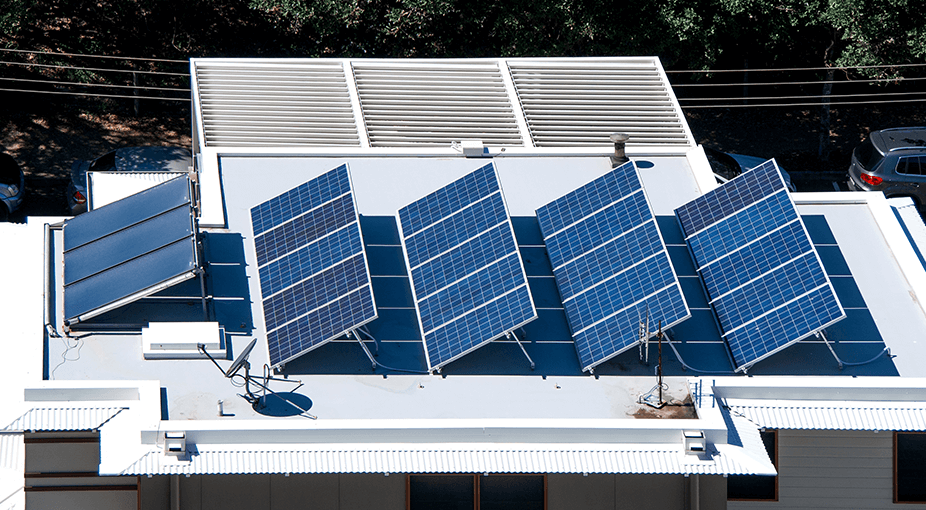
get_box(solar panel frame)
[397,162,537,372]
[536,161,690,372]
[251,164,378,369]
[675,159,845,372]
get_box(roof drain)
[610,133,630,167]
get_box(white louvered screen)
[508,58,693,147]
[194,62,360,147]
[351,61,524,147]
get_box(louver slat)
[509,59,693,147]
[194,63,360,147]
[352,63,524,147]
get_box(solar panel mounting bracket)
[506,330,535,370]
[816,330,844,370]
[349,329,378,370]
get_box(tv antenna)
[639,321,667,409]
[199,339,316,419]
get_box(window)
[895,156,926,176]
[408,474,545,510]
[727,429,777,501]
[895,432,926,503]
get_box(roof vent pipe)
[610,133,630,167]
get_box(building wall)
[729,429,926,510]
[139,472,723,510]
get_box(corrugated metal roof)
[119,443,765,476]
[190,57,693,150]
[193,61,361,148]
[2,407,126,432]
[352,61,525,147]
[0,433,25,510]
[727,402,926,431]
[508,58,691,147]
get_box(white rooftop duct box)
[684,430,706,455]
[142,322,225,360]
[461,140,488,157]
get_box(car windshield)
[854,139,883,171]
[89,152,117,172]
[0,154,19,185]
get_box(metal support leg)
[507,331,535,370]
[353,329,377,370]
[817,330,844,369]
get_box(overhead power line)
[0,76,190,93]
[671,76,926,88]
[681,97,926,108]
[0,47,188,64]
[0,87,191,102]
[0,59,190,77]
[678,90,926,103]
[666,63,926,73]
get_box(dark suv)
[848,127,926,205]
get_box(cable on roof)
[0,47,189,63]
[665,338,735,375]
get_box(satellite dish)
[225,338,257,378]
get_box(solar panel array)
[536,161,690,372]
[675,159,845,371]
[251,164,377,368]
[398,163,537,371]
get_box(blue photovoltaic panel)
[398,163,537,372]
[536,161,690,372]
[251,164,377,368]
[675,159,845,371]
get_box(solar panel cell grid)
[674,158,845,371]
[536,161,690,372]
[573,284,688,370]
[267,286,376,365]
[543,191,651,269]
[251,164,377,368]
[686,191,795,265]
[418,253,526,334]
[398,163,499,237]
[564,254,677,333]
[676,160,783,237]
[724,286,843,368]
[403,192,507,270]
[552,220,663,301]
[254,193,355,266]
[251,165,350,236]
[398,162,536,371]
[424,285,535,368]
[536,163,641,236]
[410,223,516,299]
[698,221,811,299]
[713,253,828,333]
[258,223,364,297]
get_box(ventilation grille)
[195,62,360,147]
[508,59,692,147]
[351,62,523,147]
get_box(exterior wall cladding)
[133,473,727,510]
[729,430,926,510]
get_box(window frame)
[406,473,547,510]
[894,431,926,504]
[727,429,778,502]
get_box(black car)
[704,147,796,192]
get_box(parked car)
[847,127,926,206]
[704,147,796,192]
[0,152,25,222]
[67,146,192,215]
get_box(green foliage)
[0,0,29,36]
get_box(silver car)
[0,153,25,222]
[847,127,926,206]
[67,146,192,215]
